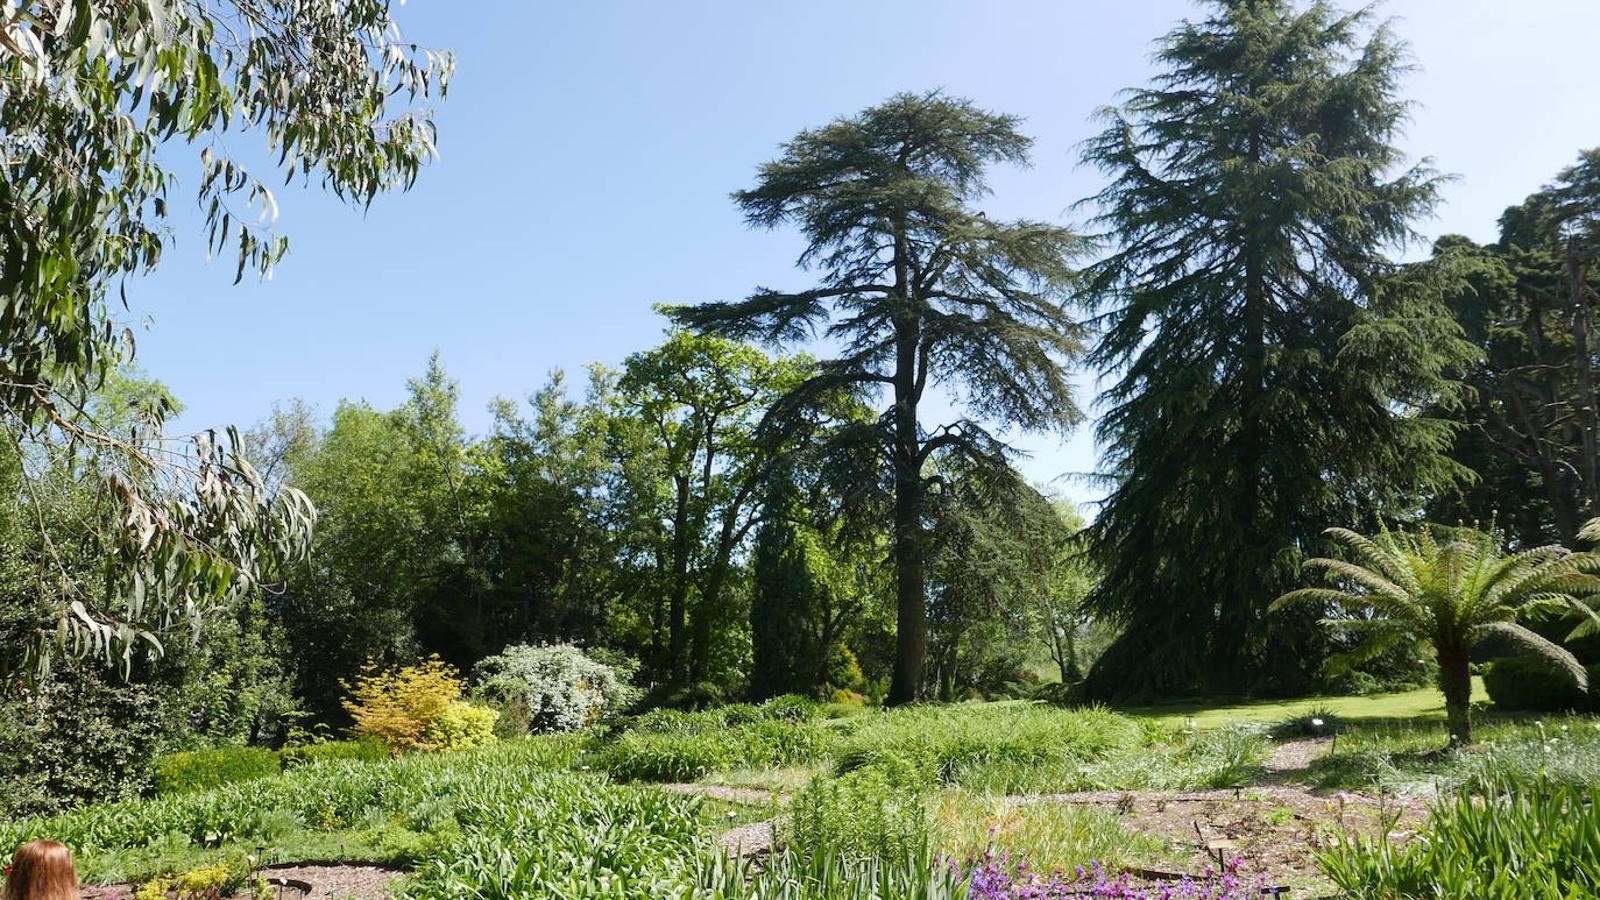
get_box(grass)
[1114,678,1489,728]
[594,701,1272,796]
[1306,714,1600,793]
[16,688,1600,898]
[1316,780,1600,897]
[934,792,1178,873]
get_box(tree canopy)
[673,91,1087,703]
[1079,0,1476,697]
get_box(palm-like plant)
[1275,524,1600,745]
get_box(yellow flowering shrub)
[342,656,469,754]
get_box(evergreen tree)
[673,92,1086,703]
[1080,0,1475,696]
[748,495,822,700]
[1430,151,1600,545]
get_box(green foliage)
[672,90,1088,704]
[341,656,490,755]
[474,643,640,735]
[934,792,1174,875]
[0,738,600,857]
[1484,657,1594,712]
[698,847,967,900]
[1429,151,1600,546]
[1316,781,1600,897]
[0,0,446,667]
[641,680,727,712]
[1304,717,1600,793]
[787,766,933,864]
[422,703,500,752]
[154,748,281,796]
[834,704,1139,788]
[0,656,176,819]
[278,740,387,770]
[1081,0,1476,698]
[593,718,831,783]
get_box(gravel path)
[262,864,404,899]
[660,783,778,805]
[1263,736,1334,782]
[717,820,777,856]
[83,865,404,900]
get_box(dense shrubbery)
[342,657,497,754]
[1484,656,1593,712]
[787,764,932,863]
[474,643,641,735]
[1317,781,1600,898]
[588,699,1271,794]
[0,658,176,819]
[0,738,585,859]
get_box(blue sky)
[135,1,1600,514]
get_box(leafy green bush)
[473,643,640,735]
[787,764,932,864]
[1269,706,1345,739]
[1316,781,1600,897]
[278,739,387,769]
[640,679,727,712]
[153,747,280,795]
[1484,656,1591,712]
[699,847,966,899]
[422,703,499,751]
[593,716,832,782]
[0,657,176,818]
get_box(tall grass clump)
[591,698,834,782]
[832,704,1140,790]
[1316,780,1600,897]
[698,847,968,899]
[0,736,588,857]
[786,764,934,864]
[934,793,1174,873]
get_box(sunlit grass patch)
[934,791,1178,873]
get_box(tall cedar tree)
[673,93,1086,703]
[1080,0,1475,696]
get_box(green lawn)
[1113,678,1488,728]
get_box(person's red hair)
[4,840,78,900]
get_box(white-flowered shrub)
[474,644,639,735]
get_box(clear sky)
[134,1,1600,515]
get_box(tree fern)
[1276,524,1599,744]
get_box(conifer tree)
[674,92,1086,703]
[1080,0,1475,695]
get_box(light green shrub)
[278,739,386,769]
[153,747,280,795]
[422,702,499,751]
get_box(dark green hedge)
[1483,657,1596,712]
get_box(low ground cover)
[10,695,1600,898]
[1305,715,1600,792]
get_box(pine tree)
[674,92,1086,703]
[1080,0,1475,695]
